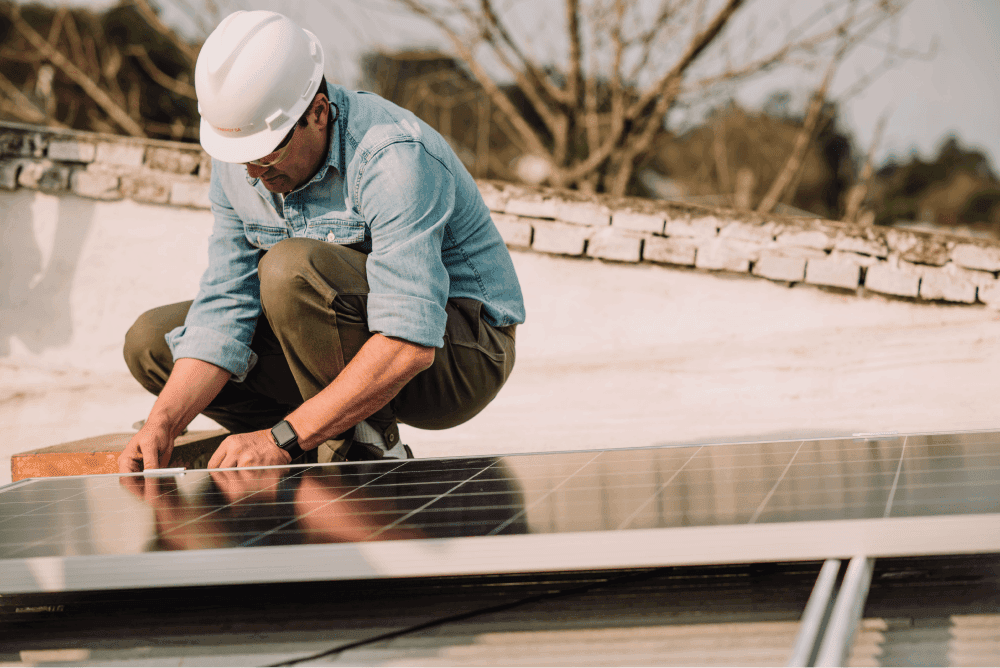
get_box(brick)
[805,257,862,290]
[491,213,532,248]
[834,234,888,258]
[505,196,559,219]
[643,236,696,266]
[587,228,642,262]
[978,281,1000,309]
[952,243,1000,272]
[95,141,146,167]
[478,187,506,212]
[719,220,781,244]
[612,210,665,234]
[918,267,977,303]
[531,220,590,255]
[170,180,211,208]
[557,200,611,226]
[666,215,720,238]
[865,264,920,298]
[769,245,828,260]
[695,238,754,273]
[47,139,96,163]
[120,174,170,204]
[776,229,832,250]
[71,169,121,200]
[953,265,998,289]
[0,159,23,189]
[146,147,201,174]
[17,159,70,191]
[0,130,30,157]
[0,130,45,157]
[830,250,879,266]
[752,253,806,282]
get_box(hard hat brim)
[199,117,296,165]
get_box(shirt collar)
[312,81,344,183]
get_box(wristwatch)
[270,420,305,462]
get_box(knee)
[258,238,365,314]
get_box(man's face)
[244,94,331,194]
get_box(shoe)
[344,420,413,461]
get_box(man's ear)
[312,94,330,128]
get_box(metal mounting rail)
[787,559,842,667]
[814,555,875,667]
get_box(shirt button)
[326,231,336,242]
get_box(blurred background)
[1,0,997,235]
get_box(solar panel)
[3,430,1000,594]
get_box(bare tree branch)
[758,0,903,213]
[565,0,584,110]
[4,4,146,137]
[392,0,552,160]
[0,71,68,127]
[627,0,746,121]
[128,0,200,66]
[844,109,889,222]
[126,45,198,99]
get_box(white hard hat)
[195,11,325,163]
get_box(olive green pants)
[123,238,516,458]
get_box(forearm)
[286,333,434,451]
[146,357,232,438]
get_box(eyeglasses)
[245,101,337,168]
[246,124,298,167]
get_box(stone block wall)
[478,182,1000,308]
[1,121,210,209]
[5,120,1000,308]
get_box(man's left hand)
[208,430,293,469]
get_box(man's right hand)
[119,422,175,473]
[117,358,233,473]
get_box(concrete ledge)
[11,429,229,481]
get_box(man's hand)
[208,430,292,469]
[119,422,175,473]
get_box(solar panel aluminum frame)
[3,511,1000,595]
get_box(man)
[118,10,524,472]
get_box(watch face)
[271,421,297,448]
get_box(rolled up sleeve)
[359,142,453,348]
[166,167,264,381]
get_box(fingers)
[140,440,162,472]
[209,431,289,469]
[119,433,143,473]
[207,440,231,469]
[119,425,174,473]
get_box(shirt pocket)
[244,221,289,250]
[307,214,367,246]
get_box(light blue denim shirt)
[166,82,525,381]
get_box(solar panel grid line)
[367,460,502,541]
[616,447,704,531]
[490,451,605,536]
[748,440,807,524]
[241,460,412,547]
[156,470,307,539]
